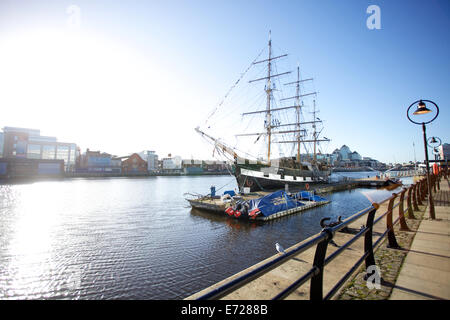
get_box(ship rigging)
[196,32,331,192]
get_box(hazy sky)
[0,0,449,163]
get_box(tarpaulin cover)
[247,190,305,217]
[296,191,328,202]
[223,190,236,197]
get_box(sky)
[0,0,449,164]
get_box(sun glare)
[0,28,190,156]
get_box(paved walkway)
[390,179,450,300]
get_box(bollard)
[398,188,410,231]
[386,193,400,249]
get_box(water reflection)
[0,173,403,299]
[190,208,263,230]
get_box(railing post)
[412,183,419,211]
[417,179,424,205]
[398,188,410,231]
[386,193,400,249]
[407,186,416,218]
[310,228,332,300]
[364,205,378,280]
[422,178,428,202]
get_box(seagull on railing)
[275,243,286,254]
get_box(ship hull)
[235,165,330,192]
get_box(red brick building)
[121,153,147,174]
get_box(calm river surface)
[0,173,410,299]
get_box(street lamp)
[427,136,442,162]
[407,99,439,219]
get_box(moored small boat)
[186,189,330,222]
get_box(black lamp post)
[407,99,439,219]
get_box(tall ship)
[196,32,331,192]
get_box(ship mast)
[266,31,272,163]
[295,66,301,162]
[282,65,313,163]
[196,33,332,172]
[244,31,291,163]
[238,33,328,165]
[312,99,317,164]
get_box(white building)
[140,150,159,172]
[162,155,182,170]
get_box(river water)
[0,172,410,299]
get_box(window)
[68,145,77,165]
[42,145,56,159]
[56,145,70,163]
[27,144,41,159]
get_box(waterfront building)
[139,150,159,172]
[439,143,450,161]
[1,127,77,172]
[361,157,380,168]
[111,157,122,168]
[316,153,338,165]
[328,145,387,169]
[338,145,351,160]
[162,155,182,172]
[0,132,3,158]
[182,159,204,174]
[120,153,147,174]
[0,158,65,178]
[203,160,228,172]
[77,149,122,174]
[350,151,362,161]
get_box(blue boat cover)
[223,190,236,197]
[296,191,328,202]
[247,190,305,217]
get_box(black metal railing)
[196,171,443,300]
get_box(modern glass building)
[1,127,78,172]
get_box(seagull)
[275,243,286,254]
